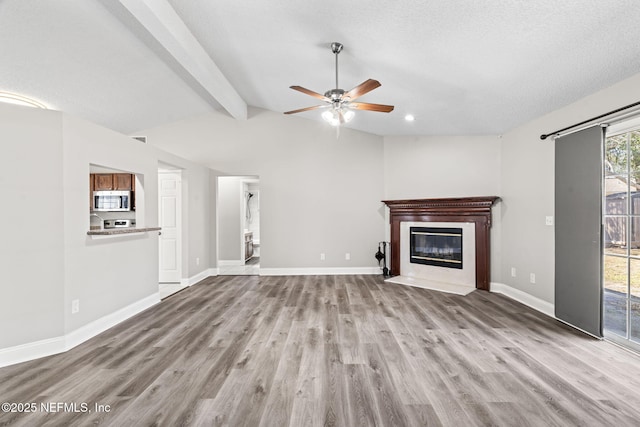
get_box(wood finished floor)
[2,275,640,426]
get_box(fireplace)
[410,227,463,269]
[382,197,499,291]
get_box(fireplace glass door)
[410,227,463,269]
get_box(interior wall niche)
[382,197,499,291]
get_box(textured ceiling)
[2,0,640,136]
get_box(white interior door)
[159,171,182,283]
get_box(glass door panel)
[603,127,640,349]
[630,258,640,343]
[604,217,627,252]
[606,134,627,175]
[603,255,628,337]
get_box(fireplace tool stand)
[375,241,390,277]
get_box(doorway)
[158,167,184,298]
[217,176,260,275]
[603,119,640,350]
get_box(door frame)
[602,118,640,352]
[216,175,260,275]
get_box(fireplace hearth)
[410,227,463,269]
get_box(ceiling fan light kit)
[284,42,394,127]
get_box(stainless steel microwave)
[93,191,131,211]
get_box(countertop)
[87,226,161,236]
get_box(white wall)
[218,176,243,262]
[181,164,211,276]
[500,72,640,304]
[141,108,386,272]
[62,113,159,333]
[383,135,503,282]
[383,135,502,199]
[142,71,640,311]
[0,104,212,359]
[0,104,65,348]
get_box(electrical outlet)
[545,216,554,226]
[71,299,80,314]
[511,267,516,277]
[345,253,351,260]
[196,257,200,266]
[320,253,325,261]
[530,273,536,284]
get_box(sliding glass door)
[603,128,640,346]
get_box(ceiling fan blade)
[349,102,394,113]
[344,79,381,101]
[290,86,329,101]
[284,105,328,115]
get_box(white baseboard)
[490,282,555,318]
[260,267,381,276]
[181,268,216,287]
[0,293,160,368]
[65,293,159,350]
[0,336,66,369]
[178,268,219,286]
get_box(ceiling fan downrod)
[325,42,346,107]
[331,42,343,90]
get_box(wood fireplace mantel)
[382,196,499,291]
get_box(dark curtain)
[555,126,604,337]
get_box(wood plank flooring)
[2,275,640,426]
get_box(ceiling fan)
[284,42,394,126]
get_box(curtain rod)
[540,99,640,140]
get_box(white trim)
[490,282,555,318]
[0,336,65,369]
[218,260,243,266]
[178,269,218,287]
[0,293,160,368]
[260,267,381,276]
[182,268,215,287]
[65,293,159,350]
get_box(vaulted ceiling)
[2,0,640,136]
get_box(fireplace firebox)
[410,227,463,269]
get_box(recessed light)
[404,114,415,122]
[0,91,47,109]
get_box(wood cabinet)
[92,173,134,191]
[90,173,136,211]
[94,174,114,190]
[114,173,132,190]
[90,174,95,211]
